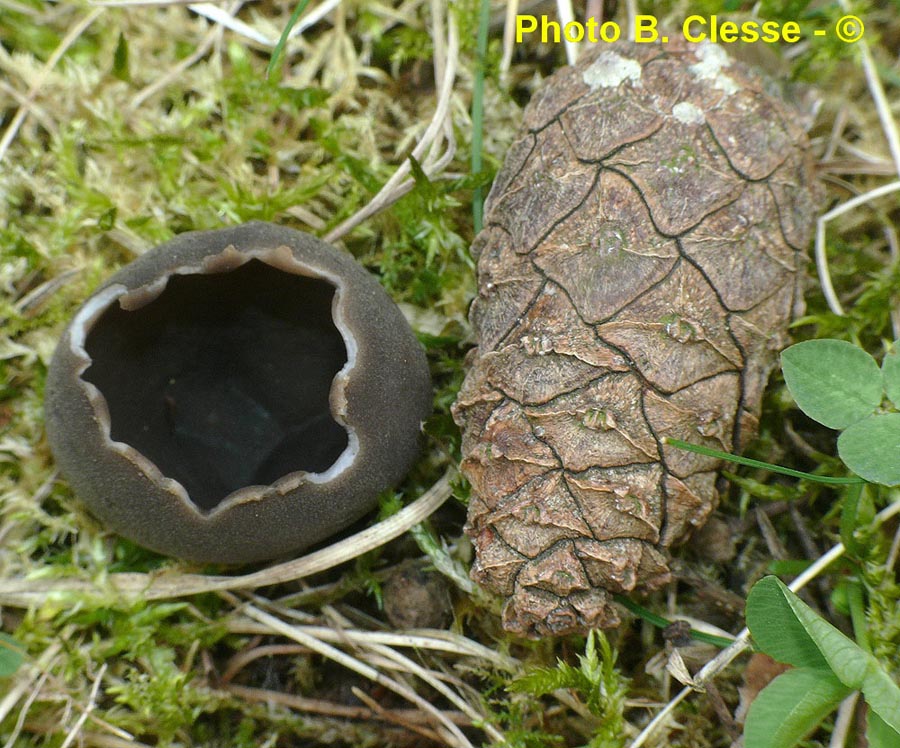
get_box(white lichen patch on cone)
[582,51,642,90]
[672,101,705,125]
[689,42,739,95]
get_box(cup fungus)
[45,222,432,563]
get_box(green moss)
[1,1,899,746]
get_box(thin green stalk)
[614,595,735,648]
[840,482,865,557]
[267,0,312,80]
[664,438,865,485]
[471,0,490,233]
[846,578,871,653]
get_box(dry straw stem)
[829,691,860,748]
[815,180,900,316]
[0,6,104,164]
[224,620,519,671]
[554,0,577,64]
[78,737,150,748]
[349,686,453,742]
[324,0,458,242]
[91,0,198,4]
[220,593,513,744]
[628,495,900,748]
[815,1,900,317]
[500,0,622,73]
[184,3,282,47]
[225,683,463,740]
[0,470,454,607]
[499,0,518,82]
[321,603,509,743]
[129,1,235,109]
[0,638,65,744]
[91,0,343,47]
[1,667,51,748]
[0,78,56,138]
[232,598,477,748]
[58,663,107,748]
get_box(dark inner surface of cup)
[83,259,349,511]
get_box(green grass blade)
[267,0,312,80]
[470,0,490,234]
[613,595,735,648]
[840,482,864,557]
[664,438,865,485]
[845,578,871,654]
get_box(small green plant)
[669,337,900,748]
[744,575,900,748]
[781,338,900,485]
[508,631,628,748]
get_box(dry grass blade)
[77,736,151,748]
[850,27,900,176]
[0,666,51,748]
[225,683,459,739]
[554,0,577,64]
[0,640,64,730]
[812,4,900,317]
[224,620,519,671]
[357,638,506,743]
[219,643,309,685]
[226,596,508,742]
[0,79,57,137]
[287,0,342,38]
[829,691,860,748]
[350,686,449,741]
[323,7,458,241]
[888,520,900,570]
[0,7,104,164]
[814,180,900,315]
[234,601,476,748]
[59,663,106,748]
[499,0,519,83]
[90,0,198,5]
[0,470,454,606]
[320,604,507,743]
[130,1,238,108]
[188,2,277,46]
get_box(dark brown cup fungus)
[45,222,432,564]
